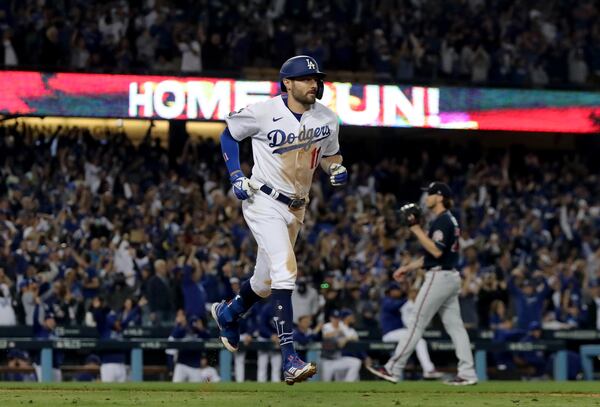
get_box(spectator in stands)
[19,279,39,326]
[0,1,597,89]
[583,279,600,330]
[1,29,18,67]
[39,26,66,68]
[554,289,586,329]
[1,120,600,382]
[202,33,225,71]
[178,30,203,73]
[291,276,320,324]
[0,281,16,325]
[471,43,491,83]
[489,300,512,332]
[508,269,551,330]
[477,269,508,328]
[180,249,207,320]
[104,272,135,313]
[459,250,480,329]
[568,48,589,85]
[147,259,174,326]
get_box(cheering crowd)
[0,0,598,87]
[0,122,599,381]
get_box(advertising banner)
[0,71,598,133]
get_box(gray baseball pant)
[385,270,477,381]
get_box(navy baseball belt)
[427,267,458,272]
[259,185,306,209]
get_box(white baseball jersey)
[225,95,340,198]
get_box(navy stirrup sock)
[271,289,296,361]
[224,280,262,323]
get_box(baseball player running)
[367,182,478,385]
[212,55,347,385]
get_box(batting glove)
[230,173,256,200]
[329,163,348,186]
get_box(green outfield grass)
[0,382,598,407]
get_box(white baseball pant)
[173,363,203,382]
[242,193,304,296]
[385,270,477,381]
[198,366,221,382]
[257,350,282,382]
[321,356,362,382]
[382,328,436,374]
[234,352,246,382]
[100,363,127,382]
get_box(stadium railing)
[1,332,598,382]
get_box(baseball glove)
[398,203,422,227]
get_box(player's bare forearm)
[406,256,424,271]
[410,225,442,258]
[320,154,343,173]
[393,257,423,280]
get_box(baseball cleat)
[211,301,240,352]
[366,364,398,383]
[283,355,317,385]
[423,370,444,379]
[443,376,478,386]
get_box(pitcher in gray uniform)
[367,182,478,385]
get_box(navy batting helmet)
[279,55,326,99]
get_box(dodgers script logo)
[268,125,330,154]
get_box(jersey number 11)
[310,147,322,170]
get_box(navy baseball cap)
[423,182,452,198]
[340,308,353,318]
[85,354,101,365]
[279,55,326,98]
[280,55,326,82]
[106,312,119,327]
[528,321,542,331]
[7,349,29,360]
[18,278,31,290]
[330,309,341,318]
[386,282,402,292]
